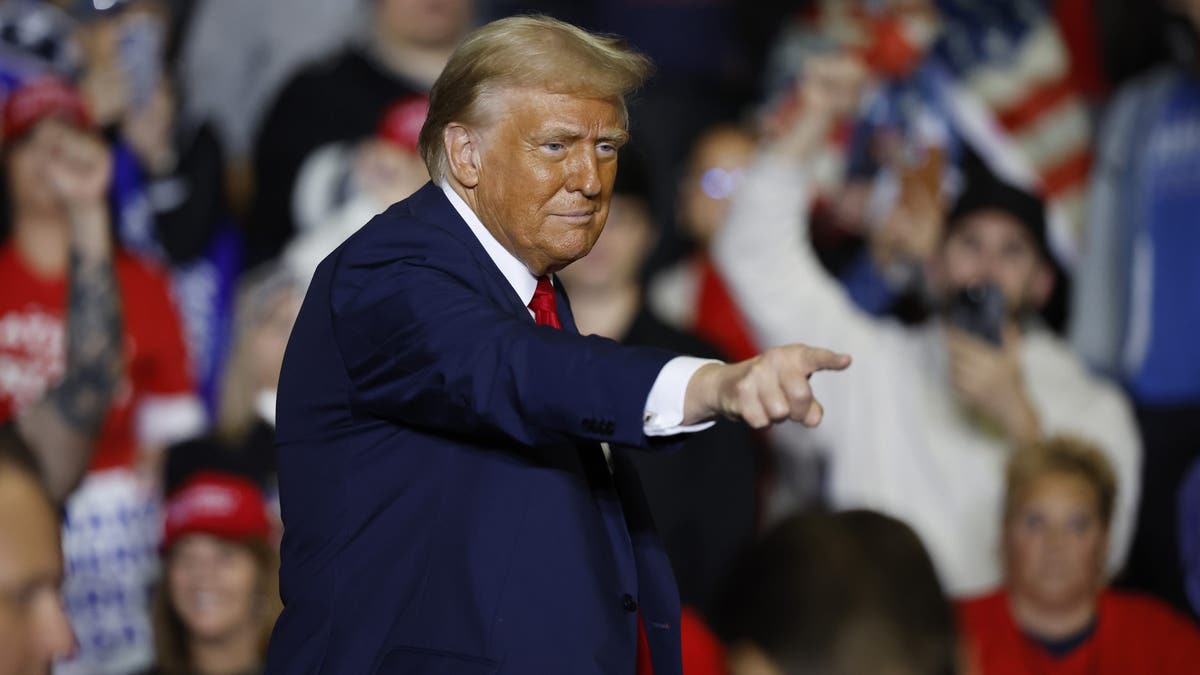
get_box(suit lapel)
[551,274,579,335]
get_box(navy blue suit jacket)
[267,183,686,674]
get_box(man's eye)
[544,142,565,152]
[597,143,617,155]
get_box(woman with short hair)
[959,436,1200,674]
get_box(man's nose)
[566,148,602,198]
[38,595,76,664]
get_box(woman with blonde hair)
[959,436,1200,674]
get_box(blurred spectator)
[0,80,123,505]
[556,150,759,615]
[72,0,240,416]
[647,124,761,363]
[711,509,961,675]
[176,0,362,169]
[713,54,1141,597]
[145,471,280,675]
[284,94,430,285]
[765,0,1095,289]
[0,77,203,674]
[0,1,82,96]
[0,425,76,675]
[166,264,304,528]
[248,0,473,267]
[958,436,1200,673]
[1069,0,1200,616]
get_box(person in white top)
[713,52,1142,597]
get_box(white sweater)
[713,156,1142,597]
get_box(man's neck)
[369,31,457,89]
[567,284,641,340]
[1008,591,1098,641]
[12,209,70,278]
[189,624,262,675]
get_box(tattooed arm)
[16,126,123,504]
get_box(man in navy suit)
[267,15,851,675]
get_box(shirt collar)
[440,181,541,307]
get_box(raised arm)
[713,53,880,357]
[16,126,122,504]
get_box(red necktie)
[529,276,561,329]
[528,275,653,674]
[636,613,654,674]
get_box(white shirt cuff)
[643,356,722,437]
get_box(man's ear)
[444,123,481,189]
[1028,259,1055,310]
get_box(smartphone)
[117,14,162,110]
[948,283,1005,346]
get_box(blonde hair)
[151,538,282,674]
[418,14,653,181]
[1004,436,1118,528]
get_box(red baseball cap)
[162,471,271,551]
[376,94,429,154]
[2,76,92,142]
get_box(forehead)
[948,209,1037,247]
[486,87,624,136]
[1019,472,1100,511]
[950,210,1036,241]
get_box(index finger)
[796,345,852,374]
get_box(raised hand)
[946,325,1040,444]
[37,121,113,212]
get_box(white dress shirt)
[441,182,715,437]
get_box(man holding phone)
[713,52,1141,598]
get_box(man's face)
[936,209,1051,317]
[470,88,625,276]
[0,469,74,675]
[1004,472,1108,612]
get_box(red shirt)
[958,590,1200,675]
[693,256,759,363]
[0,243,198,470]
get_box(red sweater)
[958,590,1200,675]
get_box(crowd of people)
[0,0,1198,673]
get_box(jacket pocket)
[374,645,500,675]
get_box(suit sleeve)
[328,232,679,449]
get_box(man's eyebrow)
[599,129,630,146]
[534,127,629,145]
[536,127,584,141]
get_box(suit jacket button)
[622,594,638,612]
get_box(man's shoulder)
[315,183,484,302]
[1022,328,1136,421]
[1022,329,1115,390]
[337,184,475,265]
